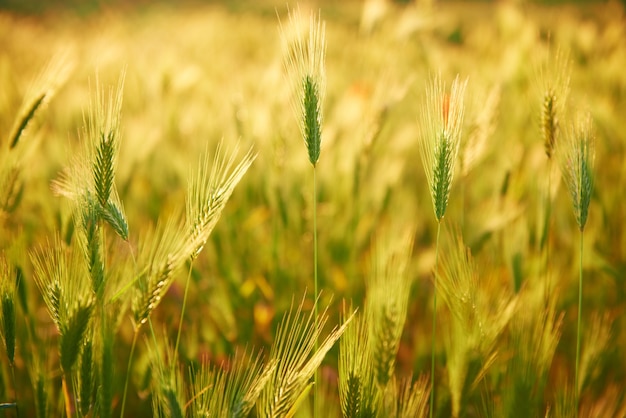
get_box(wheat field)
[1,1,625,417]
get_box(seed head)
[279,7,327,166]
[558,111,595,231]
[418,74,468,221]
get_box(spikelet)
[418,74,468,221]
[366,228,414,388]
[258,296,354,418]
[557,111,595,231]
[279,6,326,166]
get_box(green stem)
[174,262,193,362]
[575,228,584,408]
[430,220,442,418]
[313,166,319,418]
[120,330,138,418]
[11,363,19,418]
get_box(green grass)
[1,1,625,417]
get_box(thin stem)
[544,160,553,306]
[10,363,19,418]
[430,220,442,418]
[313,166,319,418]
[575,228,584,408]
[174,262,193,361]
[62,375,72,418]
[120,330,138,418]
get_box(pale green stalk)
[174,263,193,361]
[120,330,138,418]
[575,229,583,406]
[313,166,319,418]
[430,221,441,418]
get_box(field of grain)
[1,1,625,416]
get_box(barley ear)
[558,111,595,231]
[259,296,354,417]
[538,49,570,159]
[339,310,379,418]
[366,228,414,388]
[79,337,95,416]
[186,142,256,259]
[132,215,188,327]
[419,74,467,221]
[280,7,326,166]
[31,237,96,373]
[189,350,276,417]
[387,376,430,418]
[0,256,16,365]
[60,300,94,373]
[8,52,74,148]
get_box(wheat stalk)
[279,8,327,416]
[418,74,467,418]
[557,110,596,407]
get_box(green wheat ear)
[419,74,468,221]
[339,309,379,418]
[279,6,327,167]
[31,237,95,373]
[558,111,595,231]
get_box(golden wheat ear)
[258,295,354,417]
[188,349,276,417]
[365,227,414,388]
[186,141,256,260]
[8,51,74,149]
